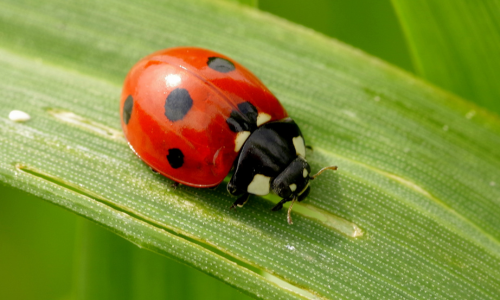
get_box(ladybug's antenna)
[287,196,297,225]
[309,166,338,180]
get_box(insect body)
[121,47,336,224]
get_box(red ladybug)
[121,47,336,224]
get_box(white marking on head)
[256,112,271,126]
[289,183,297,192]
[247,174,271,196]
[303,169,308,178]
[234,131,251,152]
[9,110,31,122]
[292,136,306,157]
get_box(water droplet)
[442,125,449,131]
[374,96,380,102]
[490,181,496,186]
[9,110,31,122]
[285,245,295,251]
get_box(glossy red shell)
[121,47,288,187]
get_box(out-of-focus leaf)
[392,0,500,113]
[228,0,258,7]
[260,0,414,71]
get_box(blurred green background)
[0,0,414,299]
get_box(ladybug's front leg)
[271,196,293,211]
[230,193,250,210]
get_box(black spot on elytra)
[226,102,258,132]
[165,88,193,121]
[123,95,134,125]
[167,148,184,169]
[207,57,235,73]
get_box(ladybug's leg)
[150,167,159,174]
[230,193,250,210]
[171,182,180,190]
[271,196,293,211]
[208,184,219,190]
[272,196,299,224]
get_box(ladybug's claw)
[230,193,250,210]
[271,202,284,211]
[171,182,180,190]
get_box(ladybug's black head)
[271,156,311,200]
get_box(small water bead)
[9,110,31,122]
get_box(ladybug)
[121,47,336,224]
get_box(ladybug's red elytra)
[121,47,336,224]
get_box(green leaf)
[71,217,250,300]
[392,0,500,114]
[1,0,500,299]
[226,0,258,7]
[0,185,76,300]
[259,0,414,72]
